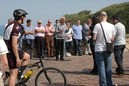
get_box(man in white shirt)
[93,11,117,86]
[112,15,126,75]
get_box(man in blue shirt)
[24,19,35,58]
[72,20,83,56]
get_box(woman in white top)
[65,23,73,56]
[34,20,46,58]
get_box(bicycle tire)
[35,67,67,86]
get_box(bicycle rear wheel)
[35,67,67,86]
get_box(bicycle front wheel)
[35,67,67,86]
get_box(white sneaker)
[66,52,69,57]
[85,51,88,55]
[66,52,71,57]
[68,53,71,56]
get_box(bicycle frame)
[3,56,52,85]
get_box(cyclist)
[3,9,30,86]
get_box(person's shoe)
[90,70,98,75]
[88,53,92,55]
[56,57,59,61]
[116,68,124,74]
[48,55,50,57]
[78,54,82,56]
[113,84,118,86]
[60,58,64,61]
[42,55,45,58]
[85,51,88,55]
[73,53,77,56]
[50,56,54,57]
[68,53,71,56]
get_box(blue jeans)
[95,51,113,86]
[73,39,82,55]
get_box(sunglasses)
[48,22,51,23]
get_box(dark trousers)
[114,45,125,74]
[34,37,45,57]
[73,39,82,55]
[45,36,54,57]
[55,38,65,60]
[90,44,98,72]
[66,41,72,52]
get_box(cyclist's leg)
[7,50,30,86]
[17,52,30,79]
[21,52,30,66]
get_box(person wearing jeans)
[72,20,83,56]
[93,11,117,86]
[95,52,113,86]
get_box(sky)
[0,0,129,25]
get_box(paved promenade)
[21,51,129,86]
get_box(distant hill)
[64,2,129,33]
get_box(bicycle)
[3,56,67,86]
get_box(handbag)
[100,23,114,54]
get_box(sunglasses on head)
[38,23,41,24]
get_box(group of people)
[17,16,85,60]
[0,8,126,86]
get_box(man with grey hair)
[5,18,13,28]
[93,11,117,86]
[55,17,67,60]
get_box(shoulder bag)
[100,23,114,54]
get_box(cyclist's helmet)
[13,9,28,19]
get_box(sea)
[0,25,4,36]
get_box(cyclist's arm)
[12,35,21,66]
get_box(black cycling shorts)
[7,49,24,69]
